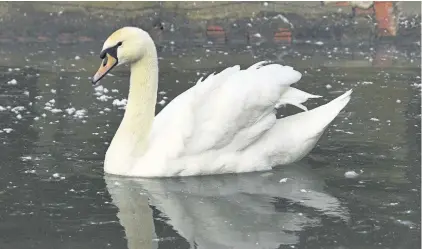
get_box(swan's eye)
[117,41,123,47]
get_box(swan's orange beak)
[92,53,118,85]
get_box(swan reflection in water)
[105,162,350,249]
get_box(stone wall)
[0,1,419,46]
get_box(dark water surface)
[0,39,420,249]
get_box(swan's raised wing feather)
[275,87,322,111]
[183,63,302,154]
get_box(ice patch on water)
[344,171,359,178]
[7,79,17,85]
[50,108,63,113]
[20,156,32,161]
[3,128,13,133]
[112,99,127,107]
[279,178,289,183]
[158,100,166,106]
[66,107,76,115]
[73,109,87,119]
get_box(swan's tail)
[299,89,353,138]
[271,89,353,137]
[241,89,353,167]
[316,89,353,121]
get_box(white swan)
[92,27,353,177]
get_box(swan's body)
[92,27,353,178]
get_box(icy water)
[0,40,420,249]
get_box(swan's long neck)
[105,45,158,175]
[124,50,158,142]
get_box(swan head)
[92,27,152,85]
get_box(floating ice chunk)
[11,106,25,113]
[97,95,113,102]
[66,107,76,115]
[112,99,127,107]
[95,85,104,92]
[3,128,13,133]
[74,109,87,118]
[279,178,289,183]
[50,108,63,113]
[7,79,17,85]
[21,156,32,161]
[344,171,359,178]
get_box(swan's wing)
[184,62,304,154]
[151,65,243,130]
[148,65,243,158]
[151,62,303,159]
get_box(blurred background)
[0,1,420,249]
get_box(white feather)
[275,87,322,111]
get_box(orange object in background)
[206,25,227,43]
[374,1,397,37]
[354,6,375,15]
[335,1,350,7]
[206,25,226,37]
[274,28,292,43]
